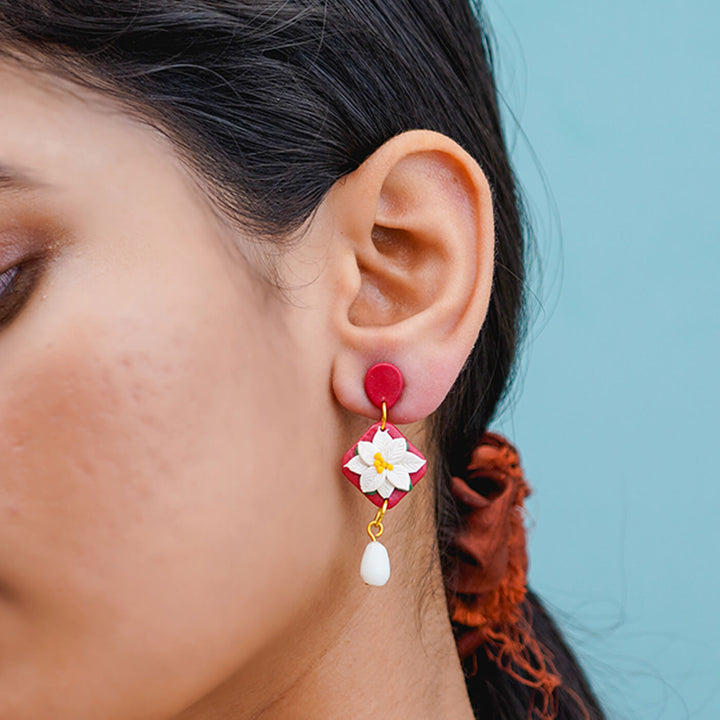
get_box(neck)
[174,497,476,720]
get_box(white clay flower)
[344,426,426,499]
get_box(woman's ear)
[327,129,495,424]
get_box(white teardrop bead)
[360,540,391,586]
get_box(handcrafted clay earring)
[341,362,427,586]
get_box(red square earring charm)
[341,362,427,586]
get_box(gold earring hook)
[366,498,389,541]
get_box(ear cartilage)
[341,362,427,586]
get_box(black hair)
[0,1,607,717]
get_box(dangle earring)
[341,362,427,586]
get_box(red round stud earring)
[341,362,427,586]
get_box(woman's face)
[0,60,355,718]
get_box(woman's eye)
[0,258,43,328]
[0,265,19,294]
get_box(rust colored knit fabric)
[445,432,589,720]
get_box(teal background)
[482,2,719,718]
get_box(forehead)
[0,58,234,252]
[0,57,267,289]
[0,60,174,198]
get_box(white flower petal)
[377,477,396,498]
[387,467,411,492]
[400,450,426,473]
[386,436,408,464]
[357,441,377,464]
[372,428,394,457]
[360,466,384,494]
[344,455,368,475]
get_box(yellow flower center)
[373,451,393,474]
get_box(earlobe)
[328,129,495,424]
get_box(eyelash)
[0,258,42,329]
[0,265,19,295]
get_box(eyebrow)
[0,162,53,193]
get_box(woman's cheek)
[0,255,339,718]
